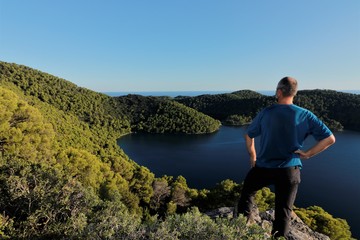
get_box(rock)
[259,210,330,240]
[205,207,330,240]
[205,206,235,219]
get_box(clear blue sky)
[1,0,359,92]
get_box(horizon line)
[103,89,359,93]
[103,89,360,97]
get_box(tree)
[150,178,171,211]
[0,87,55,164]
[56,147,108,192]
[196,179,242,210]
[130,166,155,204]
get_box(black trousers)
[238,166,301,238]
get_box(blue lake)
[118,126,360,238]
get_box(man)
[237,77,335,238]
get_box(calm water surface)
[118,126,360,238]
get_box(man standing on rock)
[238,77,335,238]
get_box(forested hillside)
[175,90,272,125]
[0,61,353,239]
[296,90,360,131]
[115,94,220,134]
[176,89,360,131]
[0,62,220,136]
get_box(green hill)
[115,94,220,134]
[0,61,220,136]
[0,61,219,238]
[0,61,353,239]
[175,90,271,124]
[176,89,360,131]
[295,89,360,131]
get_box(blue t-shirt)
[246,104,332,168]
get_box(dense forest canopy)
[0,61,355,239]
[176,88,360,131]
[0,62,220,136]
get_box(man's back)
[247,104,332,168]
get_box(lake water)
[118,126,360,238]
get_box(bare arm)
[245,134,256,167]
[295,134,336,159]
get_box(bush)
[83,201,146,240]
[148,207,268,240]
[295,206,353,239]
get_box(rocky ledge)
[205,207,330,240]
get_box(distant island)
[0,61,354,239]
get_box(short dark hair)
[277,77,298,97]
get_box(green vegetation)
[0,61,220,136]
[295,206,353,240]
[115,94,220,134]
[295,90,360,131]
[176,89,360,131]
[175,91,272,125]
[0,61,355,239]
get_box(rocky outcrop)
[205,207,330,240]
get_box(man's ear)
[275,89,281,99]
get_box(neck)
[277,97,293,105]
